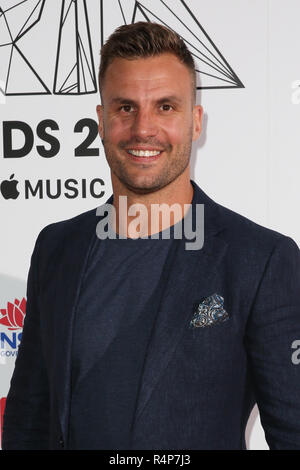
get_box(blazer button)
[59,436,64,448]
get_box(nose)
[130,108,159,140]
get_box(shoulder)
[192,180,299,260]
[203,193,300,304]
[32,204,106,267]
[218,200,297,251]
[38,206,99,243]
[212,199,299,280]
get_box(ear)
[96,104,104,139]
[192,105,203,141]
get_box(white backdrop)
[1,0,299,450]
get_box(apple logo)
[0,174,20,199]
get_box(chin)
[124,182,162,195]
[115,167,186,195]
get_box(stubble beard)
[102,133,193,195]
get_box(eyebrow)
[109,95,183,106]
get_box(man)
[3,22,300,450]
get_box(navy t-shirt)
[69,225,177,449]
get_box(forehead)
[102,53,193,101]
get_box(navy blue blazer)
[3,180,300,450]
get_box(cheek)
[161,117,191,145]
[105,117,132,141]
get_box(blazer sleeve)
[2,228,50,450]
[245,235,300,450]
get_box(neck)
[110,167,194,238]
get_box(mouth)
[125,148,164,163]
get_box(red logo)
[0,298,26,330]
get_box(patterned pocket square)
[189,293,229,328]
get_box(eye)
[160,104,173,111]
[120,105,134,113]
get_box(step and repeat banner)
[0,0,299,450]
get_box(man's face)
[97,53,202,194]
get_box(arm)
[245,236,300,449]
[2,228,50,450]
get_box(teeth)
[128,150,161,157]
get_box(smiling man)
[96,28,202,236]
[3,22,300,451]
[97,53,199,192]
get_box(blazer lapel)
[51,198,113,441]
[52,215,97,440]
[132,233,228,426]
[132,182,229,428]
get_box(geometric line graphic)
[0,0,50,95]
[53,0,97,95]
[100,0,244,90]
[0,0,244,97]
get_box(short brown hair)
[99,22,196,103]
